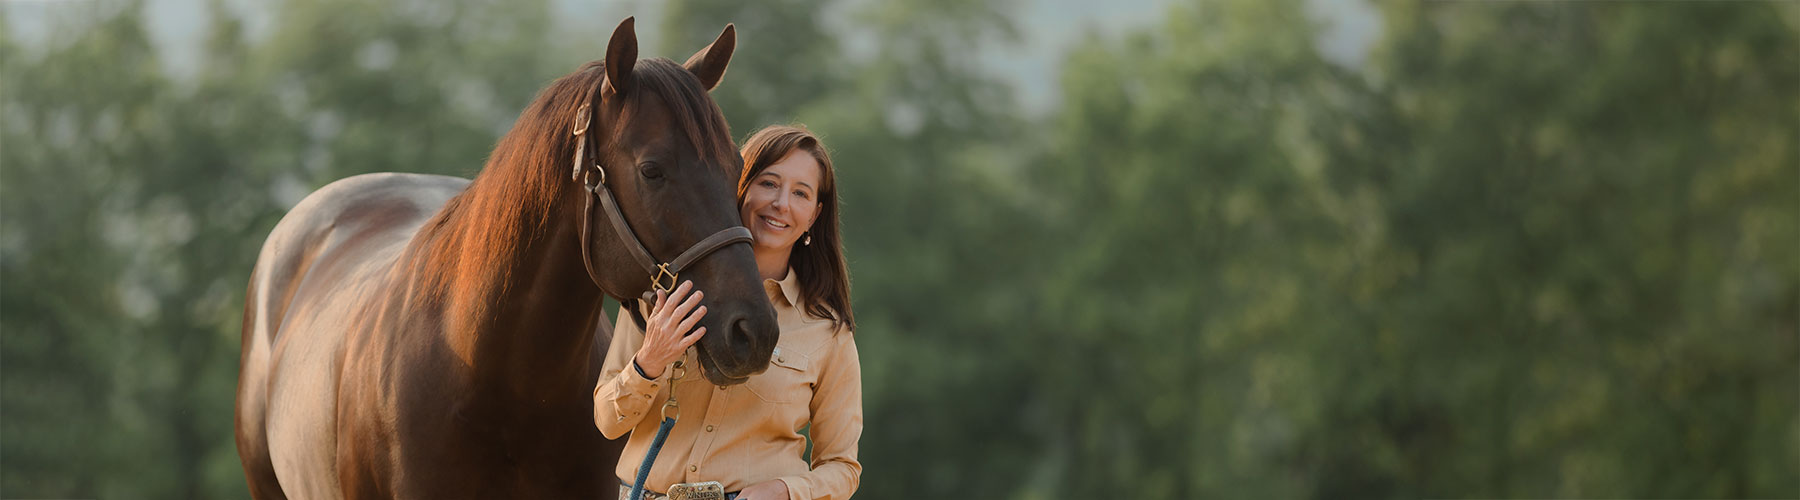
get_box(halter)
[570,97,753,302]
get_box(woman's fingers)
[645,282,704,363]
[670,290,703,324]
[638,282,700,372]
[674,305,707,336]
[652,281,693,322]
[678,327,706,349]
[665,280,693,310]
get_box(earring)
[803,233,811,246]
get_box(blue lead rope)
[628,416,677,500]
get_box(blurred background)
[2,0,1796,498]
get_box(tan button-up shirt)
[594,269,862,499]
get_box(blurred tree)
[658,0,846,131]
[1024,1,1359,496]
[1346,2,1799,496]
[0,5,226,496]
[1021,0,1798,497]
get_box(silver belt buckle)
[666,481,724,500]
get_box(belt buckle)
[666,481,724,500]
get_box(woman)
[595,125,861,500]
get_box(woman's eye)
[759,180,776,188]
[794,190,811,200]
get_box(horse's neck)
[417,190,604,401]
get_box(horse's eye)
[639,163,664,180]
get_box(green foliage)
[2,0,1793,498]
[658,0,846,130]
[1014,0,1798,497]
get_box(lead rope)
[629,360,683,500]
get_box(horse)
[234,18,779,499]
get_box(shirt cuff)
[775,476,807,500]
[614,355,665,412]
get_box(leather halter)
[570,97,753,303]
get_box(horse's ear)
[683,24,735,92]
[603,17,637,97]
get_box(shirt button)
[689,465,697,472]
[717,385,726,391]
[705,425,714,432]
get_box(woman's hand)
[735,479,789,500]
[632,280,707,379]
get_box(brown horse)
[234,18,778,499]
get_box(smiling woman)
[594,124,862,500]
[735,125,854,328]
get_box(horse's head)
[580,18,778,386]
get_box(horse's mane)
[413,58,737,305]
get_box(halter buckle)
[571,105,598,182]
[571,105,590,136]
[651,263,679,294]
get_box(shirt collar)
[767,267,801,308]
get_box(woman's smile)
[758,214,792,231]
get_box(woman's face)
[739,149,823,254]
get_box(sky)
[3,0,1380,115]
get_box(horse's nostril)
[730,318,754,349]
[727,317,774,373]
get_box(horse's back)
[237,172,468,499]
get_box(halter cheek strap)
[571,103,753,303]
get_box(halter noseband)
[570,97,753,302]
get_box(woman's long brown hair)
[736,125,854,332]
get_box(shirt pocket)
[745,347,811,404]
